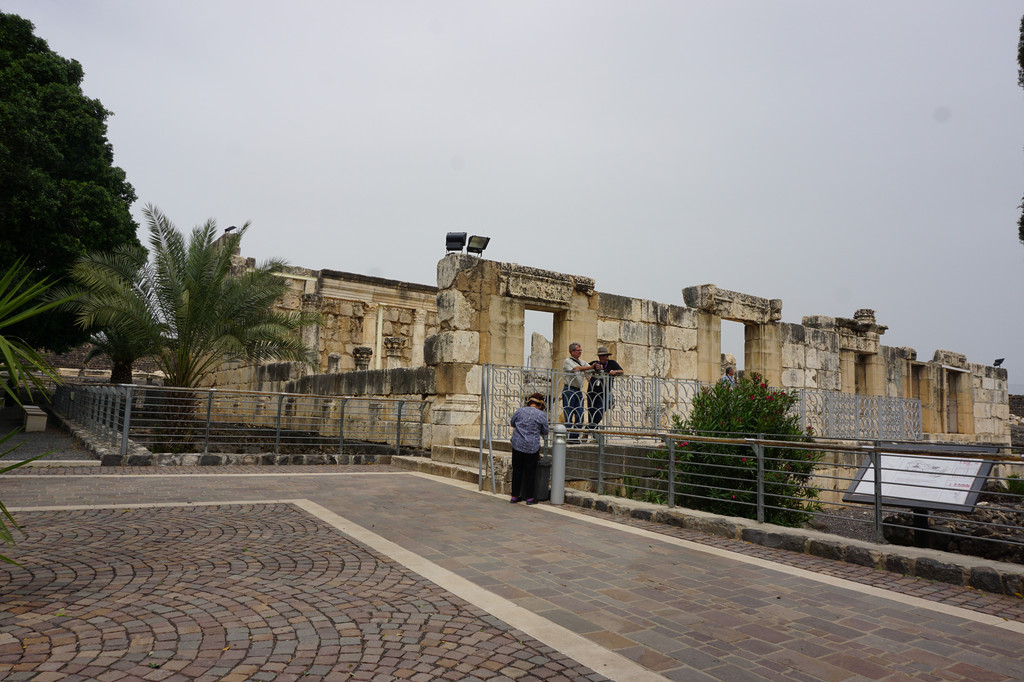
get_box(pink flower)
[760,383,767,389]
[741,457,747,463]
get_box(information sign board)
[843,453,993,512]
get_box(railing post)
[871,441,884,543]
[395,400,404,456]
[338,398,347,456]
[551,424,566,505]
[203,389,215,455]
[754,436,765,524]
[597,431,605,496]
[120,385,133,457]
[275,393,284,455]
[667,435,675,509]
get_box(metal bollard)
[551,424,566,505]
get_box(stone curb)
[564,488,1024,599]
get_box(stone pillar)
[327,353,341,373]
[411,309,427,366]
[745,323,782,387]
[840,351,857,394]
[695,311,721,383]
[374,306,385,369]
[384,336,404,370]
[354,346,373,371]
[301,293,323,369]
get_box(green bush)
[642,373,823,526]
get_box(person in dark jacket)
[509,392,549,505]
[587,346,624,431]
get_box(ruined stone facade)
[204,262,440,390]
[202,252,1008,448]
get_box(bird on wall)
[224,225,238,234]
[993,358,1004,367]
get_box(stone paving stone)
[0,504,607,681]
[3,467,1024,680]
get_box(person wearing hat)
[509,392,549,504]
[587,346,624,432]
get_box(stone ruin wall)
[198,252,1008,449]
[203,263,439,391]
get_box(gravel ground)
[0,405,96,461]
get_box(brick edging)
[564,489,1024,599]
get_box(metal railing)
[560,429,1024,562]
[52,383,427,457]
[481,364,923,442]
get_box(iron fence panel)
[51,383,426,456]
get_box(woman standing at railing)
[509,392,549,505]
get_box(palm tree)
[63,204,319,388]
[0,260,67,564]
[0,261,64,403]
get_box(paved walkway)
[2,466,1023,681]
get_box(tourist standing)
[509,392,549,505]
[561,342,592,443]
[587,346,624,431]
[721,366,737,387]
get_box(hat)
[527,392,546,407]
[596,346,610,356]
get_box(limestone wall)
[197,251,1010,448]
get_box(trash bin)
[534,455,552,502]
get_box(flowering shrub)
[642,373,823,526]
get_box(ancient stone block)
[437,253,483,290]
[436,289,476,331]
[501,263,574,305]
[598,293,638,320]
[620,321,650,345]
[597,319,620,343]
[682,283,780,324]
[424,331,479,365]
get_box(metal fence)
[481,364,923,442]
[52,383,427,457]
[560,429,1024,562]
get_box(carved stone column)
[354,346,373,371]
[327,353,341,374]
[384,336,404,370]
[300,293,323,369]
[411,309,427,366]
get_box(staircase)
[391,437,513,493]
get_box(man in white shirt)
[561,342,591,442]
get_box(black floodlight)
[446,232,467,252]
[994,358,1004,367]
[466,235,490,255]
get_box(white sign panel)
[848,454,988,509]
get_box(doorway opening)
[721,320,745,378]
[524,309,555,369]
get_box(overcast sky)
[8,1,1024,387]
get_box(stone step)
[432,443,511,469]
[391,454,511,494]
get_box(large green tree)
[0,13,139,352]
[63,205,319,388]
[1019,15,1024,244]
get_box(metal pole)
[597,431,605,496]
[274,393,284,455]
[338,398,347,456]
[395,400,404,456]
[551,424,566,505]
[667,435,675,509]
[120,384,134,458]
[754,436,765,524]
[203,389,215,455]
[871,441,884,543]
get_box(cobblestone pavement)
[2,466,1024,681]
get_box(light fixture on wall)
[445,232,467,252]
[466,235,490,255]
